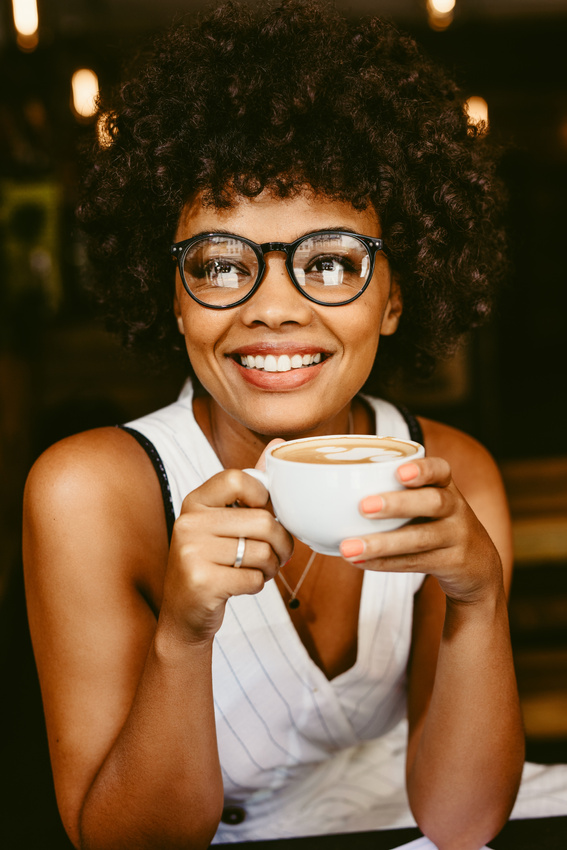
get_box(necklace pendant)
[279,549,317,612]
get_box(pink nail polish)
[340,539,365,558]
[398,463,419,482]
[360,495,383,515]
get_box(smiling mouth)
[235,352,327,373]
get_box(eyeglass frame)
[170,229,386,309]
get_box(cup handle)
[243,468,269,489]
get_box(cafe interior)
[1,0,566,846]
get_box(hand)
[159,454,293,644]
[339,457,503,605]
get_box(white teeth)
[277,355,292,372]
[239,352,325,371]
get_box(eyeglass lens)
[180,233,371,306]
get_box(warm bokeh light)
[427,0,455,31]
[72,69,99,119]
[429,0,456,13]
[466,95,489,132]
[12,0,38,35]
[12,0,39,50]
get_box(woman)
[23,3,525,848]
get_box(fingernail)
[398,463,419,482]
[360,495,383,515]
[340,539,365,559]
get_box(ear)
[173,292,185,334]
[380,276,403,336]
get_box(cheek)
[347,301,383,346]
[183,321,209,358]
[181,308,227,368]
[340,301,384,375]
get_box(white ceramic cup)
[245,434,425,556]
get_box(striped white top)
[125,381,424,841]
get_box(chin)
[244,413,332,442]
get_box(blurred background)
[1,1,566,847]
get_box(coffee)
[246,434,424,555]
[272,435,417,465]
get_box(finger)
[255,438,285,472]
[340,519,453,565]
[359,485,455,520]
[222,565,268,597]
[219,507,293,566]
[211,535,283,577]
[184,557,268,600]
[396,456,452,489]
[183,468,271,511]
[176,506,294,569]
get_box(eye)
[206,258,252,288]
[301,253,360,287]
[185,254,253,290]
[307,254,357,275]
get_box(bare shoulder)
[26,425,154,503]
[23,425,168,600]
[418,416,503,499]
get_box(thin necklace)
[278,549,317,609]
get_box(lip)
[229,354,329,390]
[230,342,332,357]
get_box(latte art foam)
[314,446,405,462]
[272,435,418,465]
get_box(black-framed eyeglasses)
[170,230,385,309]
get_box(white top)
[125,381,567,839]
[125,382,424,840]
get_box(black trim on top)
[118,425,176,544]
[393,403,424,448]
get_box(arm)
[340,420,524,850]
[23,428,291,850]
[406,422,523,850]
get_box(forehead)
[176,189,381,242]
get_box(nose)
[238,250,313,329]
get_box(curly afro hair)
[77,0,508,383]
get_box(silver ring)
[233,536,246,568]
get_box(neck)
[193,395,365,470]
